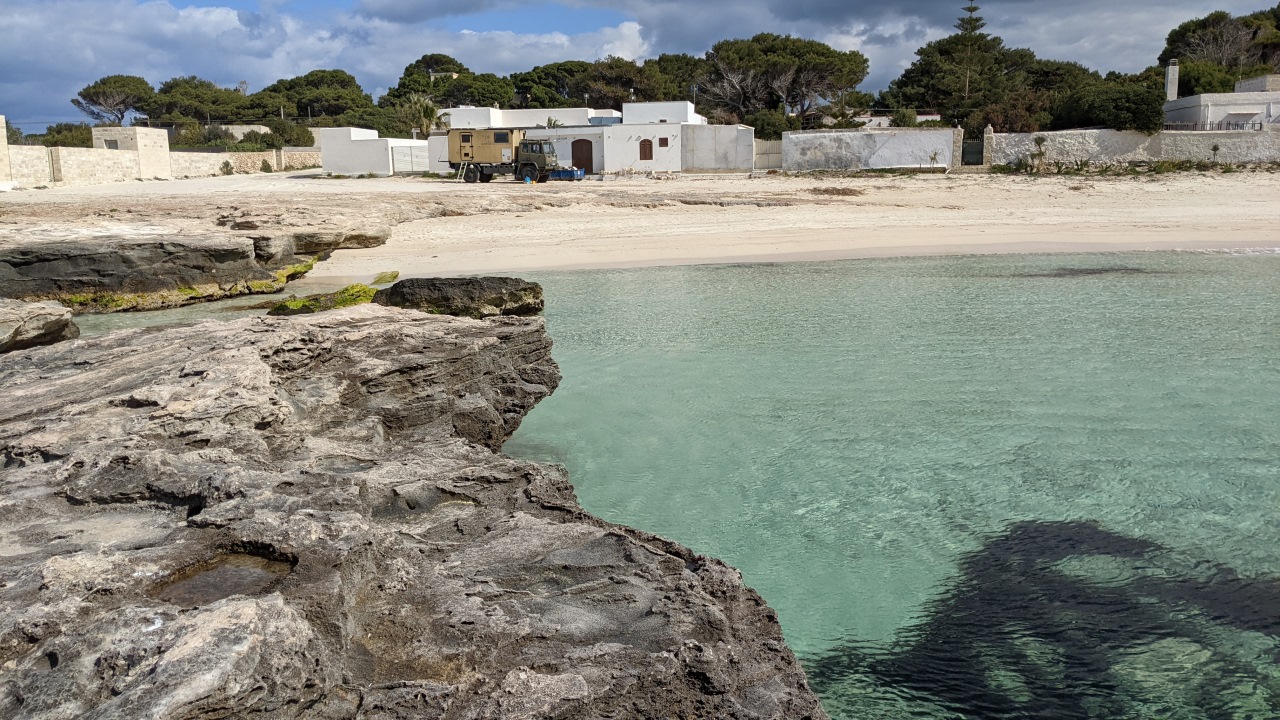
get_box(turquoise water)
[505,252,1280,719]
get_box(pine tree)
[955,4,988,102]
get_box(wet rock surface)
[374,277,545,319]
[0,299,79,353]
[0,304,826,719]
[0,227,315,312]
[267,284,377,316]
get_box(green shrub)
[220,160,234,176]
[890,108,918,128]
[260,159,273,173]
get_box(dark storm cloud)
[355,0,504,23]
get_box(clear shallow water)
[504,252,1280,719]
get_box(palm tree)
[399,94,451,135]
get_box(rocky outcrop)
[0,305,826,719]
[0,229,316,313]
[267,284,377,316]
[374,277,545,319]
[0,299,79,353]
[289,228,391,255]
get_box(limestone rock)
[291,227,391,255]
[374,277,545,319]
[0,299,79,353]
[0,305,826,719]
[0,229,316,313]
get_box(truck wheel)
[463,165,480,183]
[538,173,551,184]
[479,171,493,183]
[518,165,537,183]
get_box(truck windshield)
[541,143,555,154]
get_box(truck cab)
[517,140,559,180]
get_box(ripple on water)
[504,251,1280,719]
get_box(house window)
[494,131,509,143]
[460,133,472,143]
[639,139,653,161]
[104,140,119,150]
[659,137,669,148]
[659,119,668,123]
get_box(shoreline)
[303,234,1280,281]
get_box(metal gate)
[962,139,985,166]
[392,146,433,174]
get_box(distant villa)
[1163,62,1280,131]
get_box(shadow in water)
[807,521,1280,719]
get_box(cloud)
[1,0,1273,129]
[0,1,645,128]
[355,0,504,23]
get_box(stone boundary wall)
[171,149,322,177]
[9,146,53,186]
[681,124,755,173]
[754,140,782,170]
[50,147,141,185]
[994,128,1280,166]
[0,116,12,187]
[783,128,962,172]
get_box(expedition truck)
[448,128,563,183]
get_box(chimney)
[1165,60,1180,102]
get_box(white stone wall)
[602,125,682,173]
[443,107,503,129]
[8,146,52,186]
[0,115,12,187]
[622,102,704,125]
[1235,75,1280,93]
[524,127,606,174]
[681,124,754,172]
[783,128,956,172]
[754,140,783,170]
[1163,92,1280,125]
[993,128,1280,165]
[321,138,395,175]
[135,128,172,179]
[312,127,379,151]
[51,147,140,185]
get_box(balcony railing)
[1163,121,1264,131]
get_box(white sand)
[301,171,1280,279]
[6,170,1278,280]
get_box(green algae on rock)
[267,283,376,316]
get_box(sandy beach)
[3,170,1278,281]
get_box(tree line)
[13,3,1279,147]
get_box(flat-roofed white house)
[317,101,756,177]
[1163,63,1280,130]
[313,127,439,176]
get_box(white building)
[314,127,437,176]
[318,101,755,176]
[1163,64,1280,130]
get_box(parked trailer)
[547,168,585,181]
[448,128,564,182]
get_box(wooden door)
[571,139,594,174]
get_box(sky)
[0,0,1273,129]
